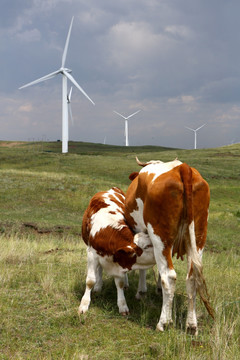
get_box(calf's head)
[113,232,155,270]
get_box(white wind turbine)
[19,17,95,153]
[113,110,141,146]
[185,124,206,149]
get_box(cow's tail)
[180,163,215,319]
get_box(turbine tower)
[19,17,95,153]
[113,110,141,146]
[185,124,206,149]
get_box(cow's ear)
[129,172,139,181]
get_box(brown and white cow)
[78,187,155,316]
[125,157,214,334]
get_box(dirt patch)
[0,141,25,148]
[22,222,72,234]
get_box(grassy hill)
[0,141,239,359]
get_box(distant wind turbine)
[113,110,141,146]
[19,17,95,153]
[185,124,206,149]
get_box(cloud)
[164,25,193,40]
[18,103,33,112]
[16,28,41,42]
[105,21,176,70]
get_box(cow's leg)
[136,269,147,299]
[78,248,98,314]
[147,224,176,331]
[114,276,129,315]
[186,261,198,335]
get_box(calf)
[125,157,214,334]
[78,187,155,316]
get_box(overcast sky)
[1,0,240,149]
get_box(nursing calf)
[78,187,155,316]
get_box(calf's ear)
[113,246,137,269]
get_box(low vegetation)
[0,141,239,359]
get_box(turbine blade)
[185,126,195,132]
[113,111,127,119]
[126,109,141,119]
[62,17,74,68]
[19,70,60,89]
[68,86,73,102]
[196,123,206,131]
[68,102,74,125]
[64,71,95,105]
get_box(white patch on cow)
[140,159,182,182]
[90,189,126,237]
[130,197,146,232]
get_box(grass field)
[0,141,239,359]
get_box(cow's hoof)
[78,302,89,315]
[135,291,147,300]
[120,311,130,316]
[186,325,198,336]
[156,321,173,332]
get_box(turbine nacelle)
[60,67,72,74]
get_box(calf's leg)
[78,248,99,314]
[114,276,129,315]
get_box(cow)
[124,157,214,335]
[78,187,155,316]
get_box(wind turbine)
[19,17,95,153]
[185,124,206,149]
[113,110,141,146]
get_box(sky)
[1,0,240,149]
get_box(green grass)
[0,141,240,359]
